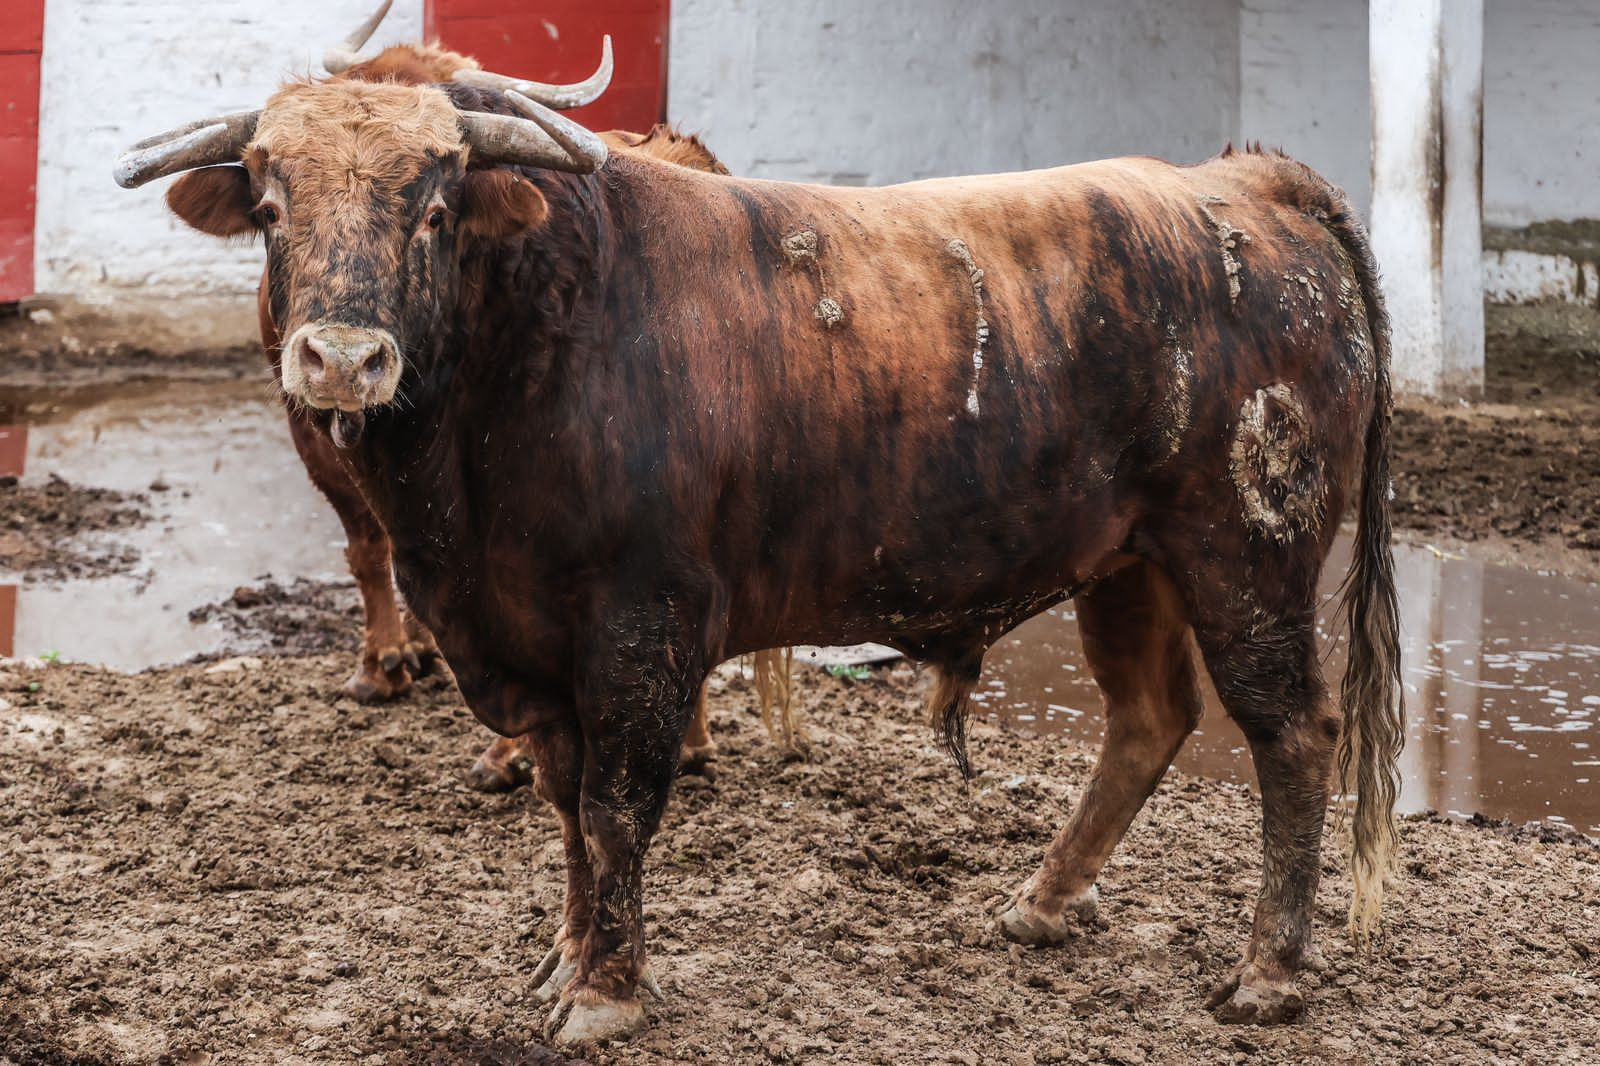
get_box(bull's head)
[114,2,611,435]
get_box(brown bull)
[118,30,1404,1045]
[249,13,792,786]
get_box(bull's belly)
[723,505,1137,659]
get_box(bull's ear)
[166,166,256,237]
[461,169,549,241]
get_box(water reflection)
[0,380,346,667]
[980,540,1600,835]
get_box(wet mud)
[2,656,1596,1065]
[187,580,362,661]
[0,474,150,581]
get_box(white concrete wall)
[1238,0,1369,216]
[34,0,424,306]
[667,0,1240,186]
[1484,0,1600,227]
[32,0,1600,320]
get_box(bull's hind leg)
[1191,597,1338,1025]
[999,563,1201,943]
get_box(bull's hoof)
[995,885,1099,946]
[677,741,718,778]
[463,741,535,793]
[1207,964,1305,1025]
[547,990,646,1046]
[342,663,409,703]
[409,643,444,680]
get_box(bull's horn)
[323,0,394,74]
[451,35,613,110]
[457,106,608,174]
[113,111,261,189]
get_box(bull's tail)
[1325,200,1406,944]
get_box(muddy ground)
[2,655,1597,1066]
[1392,303,1600,582]
[3,301,1599,1065]
[0,475,149,581]
[186,582,364,662]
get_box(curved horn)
[323,0,394,74]
[502,93,609,170]
[457,107,608,174]
[452,35,613,110]
[113,111,261,189]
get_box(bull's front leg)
[547,603,704,1045]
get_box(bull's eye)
[426,208,446,231]
[258,204,279,226]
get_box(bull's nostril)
[361,350,388,380]
[300,344,326,377]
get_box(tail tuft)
[927,665,979,781]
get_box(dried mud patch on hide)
[2,656,1597,1064]
[0,474,149,580]
[186,578,362,659]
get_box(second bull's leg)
[998,562,1202,943]
[467,679,718,793]
[284,409,423,701]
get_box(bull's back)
[611,150,1376,648]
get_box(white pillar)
[1369,0,1484,397]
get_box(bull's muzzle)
[282,324,402,411]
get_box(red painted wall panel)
[427,0,668,135]
[0,0,43,304]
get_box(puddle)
[0,379,347,667]
[981,541,1600,836]
[1,379,1596,835]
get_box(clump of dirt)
[187,579,362,658]
[1,656,1596,1064]
[0,473,149,580]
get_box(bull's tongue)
[331,409,365,449]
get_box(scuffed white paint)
[1485,0,1600,226]
[34,0,423,307]
[1242,0,1600,230]
[1482,249,1600,306]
